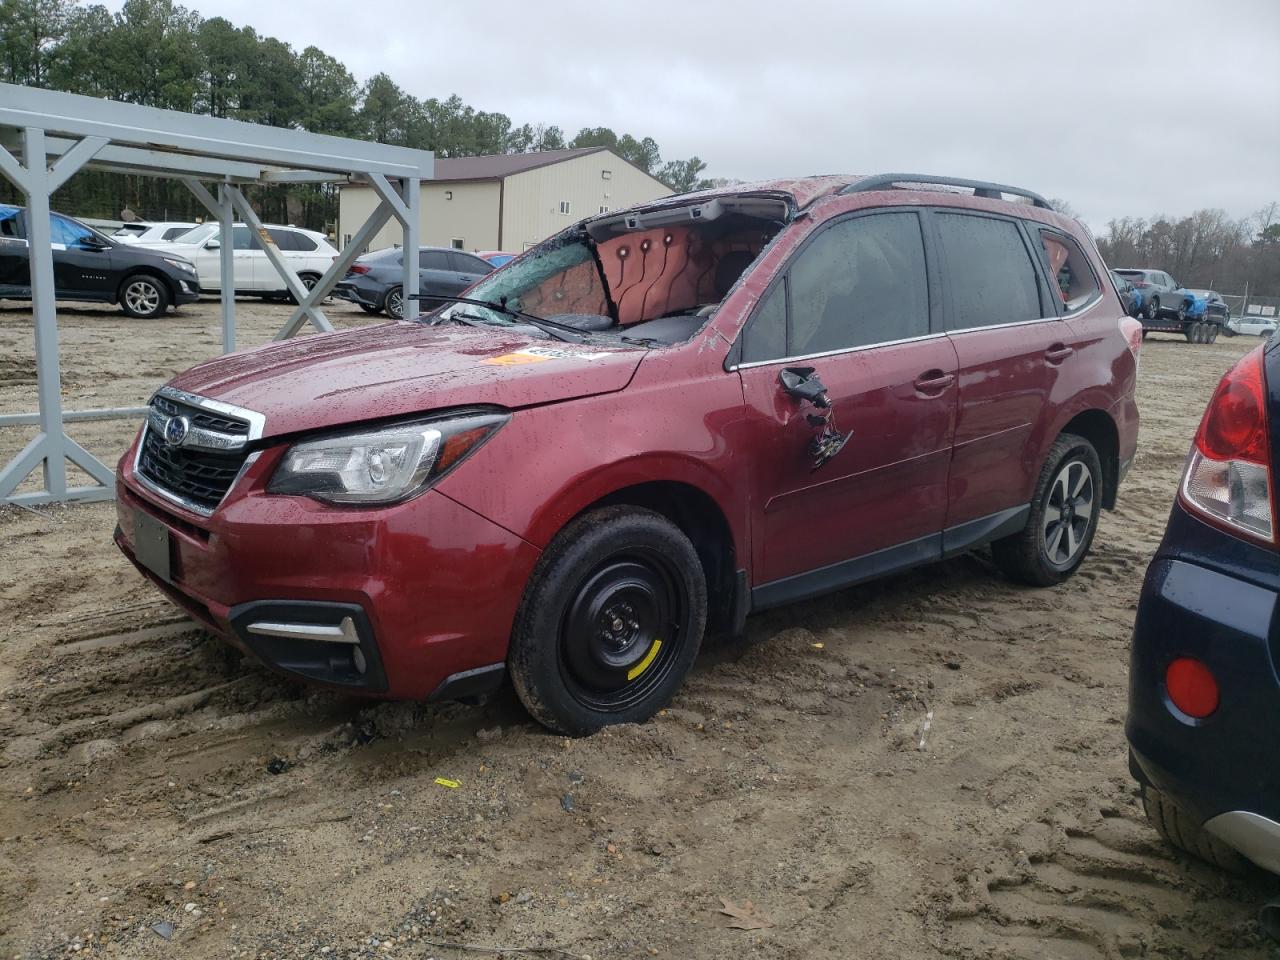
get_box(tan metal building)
[338,146,672,254]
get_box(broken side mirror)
[778,366,831,408]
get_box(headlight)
[163,257,196,273]
[267,411,508,505]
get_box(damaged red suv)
[115,174,1141,734]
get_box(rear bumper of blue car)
[1127,551,1280,873]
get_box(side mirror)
[205,239,220,250]
[778,366,831,408]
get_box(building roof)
[432,147,607,181]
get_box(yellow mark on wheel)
[627,638,662,681]
[434,777,461,789]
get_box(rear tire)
[359,303,382,315]
[1146,297,1160,321]
[384,285,405,319]
[507,506,707,736]
[288,272,322,305]
[1142,786,1249,873]
[1208,323,1220,343]
[991,433,1102,587]
[118,273,169,319]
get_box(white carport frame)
[0,83,432,508]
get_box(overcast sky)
[103,0,1280,228]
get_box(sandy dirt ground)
[1,298,1278,959]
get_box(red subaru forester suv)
[115,174,1141,734]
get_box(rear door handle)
[1045,344,1074,364]
[913,369,955,394]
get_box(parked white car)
[137,223,337,296]
[112,221,198,244]
[1228,315,1279,337]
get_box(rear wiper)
[412,294,584,343]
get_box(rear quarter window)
[1037,230,1100,311]
[290,232,319,252]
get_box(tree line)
[1095,203,1280,299]
[0,0,713,230]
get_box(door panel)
[734,208,956,588]
[740,338,959,585]
[50,215,114,297]
[933,210,1079,527]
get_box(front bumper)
[1127,551,1280,873]
[114,437,541,700]
[172,276,201,304]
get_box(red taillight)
[1120,316,1143,361]
[1180,346,1275,545]
[1165,658,1219,719]
[348,263,371,275]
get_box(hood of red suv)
[166,322,642,438]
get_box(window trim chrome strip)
[730,330,948,370]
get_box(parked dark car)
[334,246,493,318]
[114,173,1141,735]
[0,203,200,319]
[1111,269,1143,318]
[1127,340,1279,874]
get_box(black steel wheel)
[508,506,707,735]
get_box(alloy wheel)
[1041,459,1095,568]
[387,288,404,319]
[124,279,160,315]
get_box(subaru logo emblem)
[163,415,190,447]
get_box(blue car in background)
[1127,339,1280,875]
[1186,288,1231,324]
[1111,270,1144,318]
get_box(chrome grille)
[134,388,262,515]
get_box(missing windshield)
[427,197,787,346]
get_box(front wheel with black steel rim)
[384,285,405,319]
[508,506,707,735]
[118,273,169,319]
[991,433,1102,587]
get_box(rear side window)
[162,227,189,241]
[231,225,259,250]
[419,250,451,270]
[290,232,319,252]
[1037,230,1100,310]
[786,211,930,356]
[451,252,491,274]
[936,213,1042,330]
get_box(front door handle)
[1045,343,1074,364]
[913,369,955,394]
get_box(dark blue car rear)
[1127,336,1280,873]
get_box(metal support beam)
[0,127,115,503]
[366,173,412,227]
[46,135,107,193]
[0,406,149,427]
[225,186,332,336]
[217,184,236,353]
[178,176,239,355]
[401,178,421,319]
[276,199,395,340]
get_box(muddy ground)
[1,298,1277,959]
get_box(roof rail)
[840,174,1054,210]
